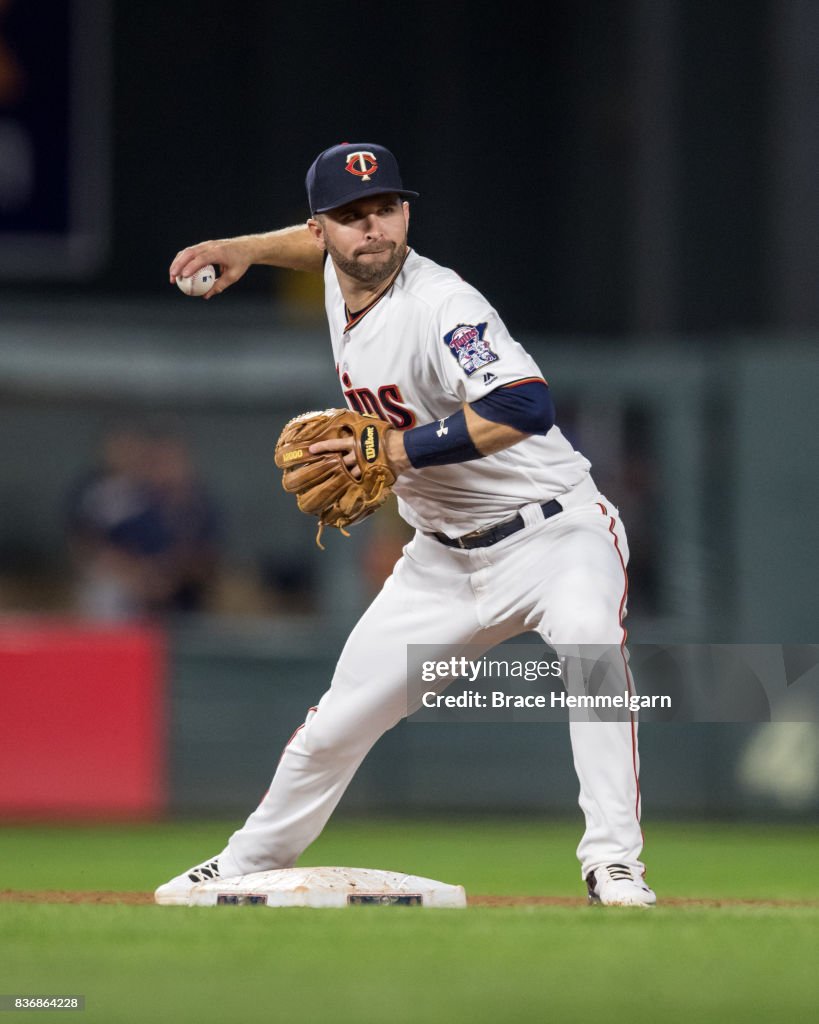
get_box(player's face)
[314,195,410,286]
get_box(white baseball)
[176,264,216,297]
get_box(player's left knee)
[300,720,366,761]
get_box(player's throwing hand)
[169,239,252,299]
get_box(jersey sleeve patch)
[443,322,499,377]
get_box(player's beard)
[326,237,407,286]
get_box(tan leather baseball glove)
[274,409,397,547]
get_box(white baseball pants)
[218,477,644,880]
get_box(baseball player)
[157,143,656,907]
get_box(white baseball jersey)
[324,249,592,537]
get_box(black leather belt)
[432,499,563,549]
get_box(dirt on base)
[2,890,816,908]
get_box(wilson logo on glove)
[274,409,396,548]
[362,425,379,463]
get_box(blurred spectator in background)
[146,431,223,614]
[66,424,160,620]
[66,424,223,620]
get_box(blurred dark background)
[4,0,818,334]
[2,0,818,631]
[2,1,818,820]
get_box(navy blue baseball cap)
[306,142,419,215]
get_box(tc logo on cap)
[306,142,418,214]
[345,151,378,182]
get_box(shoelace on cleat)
[606,864,633,881]
[186,860,219,883]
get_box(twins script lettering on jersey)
[341,375,416,430]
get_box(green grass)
[1,819,818,1023]
[2,818,818,899]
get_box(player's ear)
[402,201,410,231]
[307,217,326,251]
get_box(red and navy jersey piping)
[502,376,549,388]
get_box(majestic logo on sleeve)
[443,322,499,377]
[345,151,378,181]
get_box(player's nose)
[362,214,384,238]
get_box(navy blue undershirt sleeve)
[469,380,554,436]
